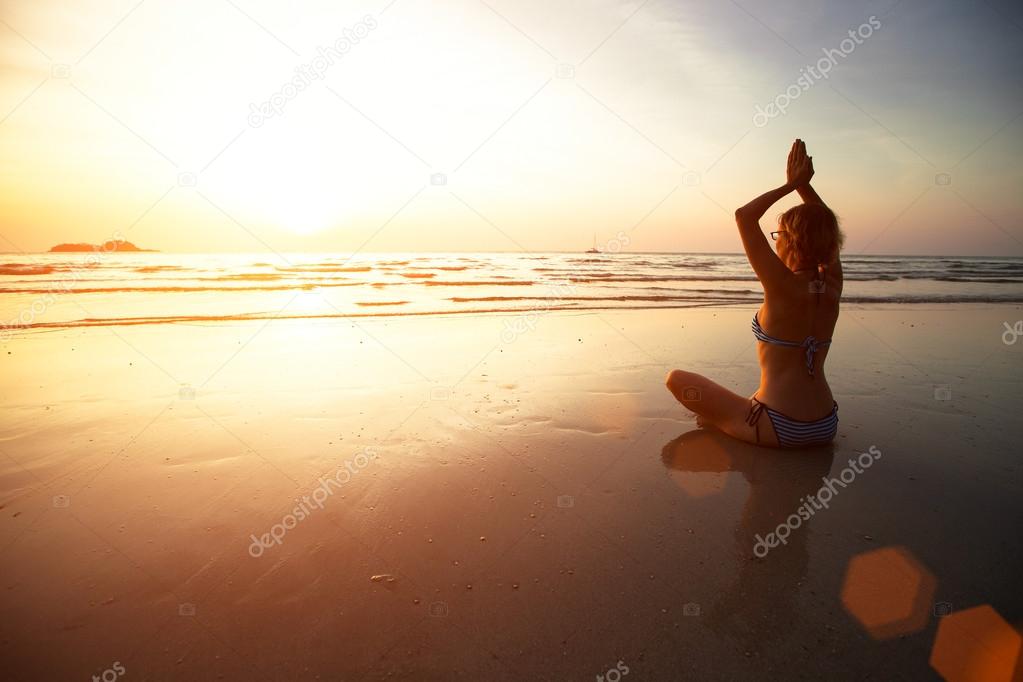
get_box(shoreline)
[3,300,1022,336]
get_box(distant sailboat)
[585,234,599,254]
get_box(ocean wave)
[841,294,1023,303]
[448,294,755,303]
[215,273,286,281]
[275,265,372,273]
[947,261,1023,271]
[0,282,362,294]
[0,265,57,275]
[135,265,185,273]
[423,280,535,286]
[566,275,760,283]
[930,276,1023,283]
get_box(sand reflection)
[661,429,834,651]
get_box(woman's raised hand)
[786,139,814,187]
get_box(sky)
[1,0,1021,255]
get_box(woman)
[666,139,844,448]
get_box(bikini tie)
[803,337,819,376]
[745,396,766,444]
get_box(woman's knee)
[666,370,704,402]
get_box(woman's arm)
[796,183,824,205]
[733,183,799,290]
[734,182,799,225]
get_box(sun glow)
[262,179,342,236]
[1,1,1021,255]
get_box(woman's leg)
[665,369,779,447]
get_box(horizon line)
[4,249,1023,259]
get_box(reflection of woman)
[660,430,835,648]
[666,140,844,448]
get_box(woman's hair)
[778,203,844,268]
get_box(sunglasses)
[770,231,787,241]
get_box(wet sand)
[2,306,1022,680]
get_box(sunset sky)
[1,0,1021,255]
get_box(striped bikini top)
[752,313,832,376]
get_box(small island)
[49,239,156,253]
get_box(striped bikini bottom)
[745,396,838,448]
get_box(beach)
[4,0,1023,676]
[2,301,1022,680]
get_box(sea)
[2,252,1022,334]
